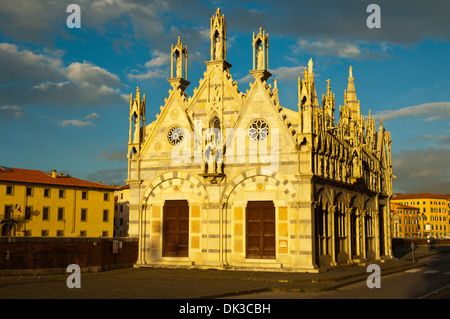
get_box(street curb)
[209,261,429,298]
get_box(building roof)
[392,193,448,200]
[0,166,117,190]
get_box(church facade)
[127,9,394,272]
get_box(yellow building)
[114,184,130,237]
[391,193,449,238]
[390,203,419,238]
[0,166,116,237]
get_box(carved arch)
[141,171,208,204]
[221,168,297,205]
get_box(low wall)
[0,237,138,275]
[392,237,450,247]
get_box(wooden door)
[162,200,189,257]
[246,201,275,259]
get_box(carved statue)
[176,52,182,78]
[256,45,264,70]
[215,35,222,60]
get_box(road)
[227,252,450,299]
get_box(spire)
[128,86,146,154]
[210,8,227,61]
[250,26,271,81]
[322,79,335,129]
[346,65,360,116]
[297,58,319,133]
[168,36,190,91]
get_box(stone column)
[345,208,353,263]
[361,210,367,260]
[355,208,361,259]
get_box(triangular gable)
[229,78,297,150]
[140,87,193,158]
[186,62,244,116]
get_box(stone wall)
[392,237,450,246]
[0,237,138,275]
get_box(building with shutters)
[0,166,116,237]
[127,9,394,272]
[391,193,449,238]
[390,203,420,238]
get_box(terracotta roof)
[0,166,117,190]
[392,193,448,200]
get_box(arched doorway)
[315,203,332,266]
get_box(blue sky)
[0,0,449,193]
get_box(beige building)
[114,184,130,237]
[390,203,420,238]
[127,9,394,271]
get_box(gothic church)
[127,9,394,272]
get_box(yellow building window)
[4,205,13,219]
[81,208,87,221]
[42,207,50,220]
[57,207,64,221]
[103,209,109,222]
[6,185,13,195]
[25,206,32,220]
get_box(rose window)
[167,126,185,145]
[248,119,269,141]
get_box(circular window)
[248,119,269,141]
[167,126,185,145]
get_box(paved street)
[1,246,449,300]
[228,252,450,299]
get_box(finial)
[308,58,313,74]
[349,65,353,78]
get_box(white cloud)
[59,113,100,128]
[269,65,305,82]
[144,50,170,68]
[0,42,64,85]
[128,49,170,80]
[0,43,126,108]
[0,105,26,121]
[392,147,450,193]
[66,62,121,87]
[373,102,450,121]
[297,39,362,59]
